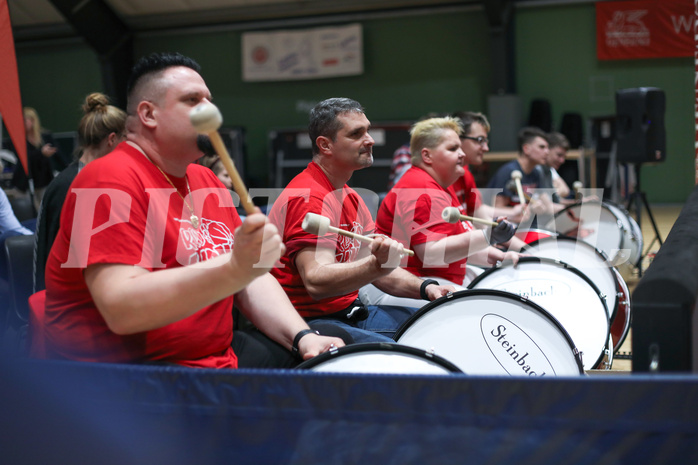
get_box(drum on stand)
[610,267,632,351]
[522,236,618,320]
[394,289,584,377]
[545,201,643,279]
[522,236,632,353]
[296,342,462,375]
[468,257,611,371]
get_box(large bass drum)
[522,236,619,322]
[468,257,611,371]
[394,289,584,377]
[296,342,462,375]
[545,201,643,277]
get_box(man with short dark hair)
[44,52,344,368]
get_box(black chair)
[9,195,37,222]
[3,234,36,354]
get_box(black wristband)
[420,279,439,300]
[292,329,319,356]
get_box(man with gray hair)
[269,97,453,342]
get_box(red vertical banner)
[0,0,26,173]
[596,0,694,60]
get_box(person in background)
[199,154,233,191]
[0,188,34,287]
[538,131,572,202]
[9,107,60,211]
[486,126,563,227]
[387,113,441,191]
[33,92,127,292]
[43,52,344,368]
[269,98,453,343]
[449,111,527,230]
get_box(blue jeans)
[308,304,419,343]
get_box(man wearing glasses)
[449,111,525,226]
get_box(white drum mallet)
[510,170,527,205]
[441,207,498,227]
[190,102,256,215]
[302,212,414,256]
[573,181,584,201]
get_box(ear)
[420,147,432,165]
[316,136,332,155]
[106,132,118,147]
[521,142,532,157]
[136,101,157,129]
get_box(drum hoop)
[393,288,584,374]
[555,201,631,232]
[295,342,463,373]
[467,256,610,370]
[522,235,622,320]
[522,234,612,263]
[553,201,641,267]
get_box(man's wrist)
[420,279,439,300]
[292,329,319,357]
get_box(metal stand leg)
[626,164,663,276]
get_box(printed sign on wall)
[242,23,363,81]
[596,0,694,60]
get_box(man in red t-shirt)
[43,52,343,368]
[269,98,453,342]
[449,111,527,224]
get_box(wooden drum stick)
[441,207,498,227]
[510,170,527,205]
[302,213,414,257]
[190,102,256,215]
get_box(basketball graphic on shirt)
[335,221,363,263]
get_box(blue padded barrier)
[1,359,698,464]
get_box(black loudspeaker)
[527,99,552,132]
[560,112,583,148]
[615,87,666,164]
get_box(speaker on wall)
[615,87,666,164]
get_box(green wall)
[14,3,693,202]
[516,4,694,204]
[16,42,102,136]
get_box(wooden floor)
[600,202,683,373]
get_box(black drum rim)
[393,288,584,374]
[521,235,622,323]
[467,256,610,370]
[295,341,464,373]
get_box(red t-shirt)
[44,142,242,368]
[376,166,471,285]
[268,161,375,317]
[448,166,482,216]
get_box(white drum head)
[296,343,462,375]
[547,202,631,268]
[523,236,619,321]
[395,289,584,377]
[468,257,610,370]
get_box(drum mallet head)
[573,181,583,190]
[302,212,331,237]
[189,102,223,134]
[511,170,522,180]
[442,207,461,224]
